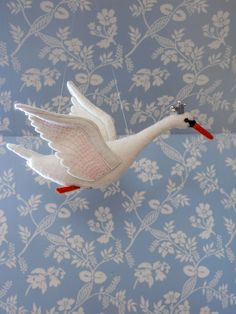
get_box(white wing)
[15,104,121,181]
[67,81,117,141]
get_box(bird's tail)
[6,143,41,160]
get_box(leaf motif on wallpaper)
[100,283,127,313]
[125,57,134,72]
[125,252,135,268]
[171,194,190,208]
[103,276,120,296]
[38,46,50,59]
[204,80,222,95]
[10,24,24,44]
[160,142,185,164]
[208,271,223,290]
[11,55,21,72]
[0,169,15,200]
[18,256,28,274]
[75,282,93,307]
[68,196,89,212]
[219,46,232,69]
[129,26,142,46]
[34,213,57,236]
[28,13,53,35]
[194,165,219,195]
[0,209,7,244]
[28,194,42,211]
[176,83,194,101]
[113,45,123,69]
[129,4,142,17]
[224,217,235,235]
[141,209,160,230]
[113,240,124,264]
[221,188,236,209]
[151,47,165,60]
[124,221,136,239]
[101,181,121,199]
[0,41,9,66]
[0,281,12,299]
[181,275,197,299]
[45,232,67,246]
[153,34,176,48]
[226,247,235,263]
[148,227,169,241]
[225,157,236,175]
[166,179,178,194]
[18,225,31,244]
[142,0,158,12]
[4,242,16,268]
[7,1,21,14]
[146,16,169,37]
[122,191,146,213]
[39,33,64,49]
[197,80,222,104]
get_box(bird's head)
[169,102,214,140]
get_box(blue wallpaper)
[1,0,236,313]
[0,0,236,136]
[1,134,236,313]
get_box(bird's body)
[7,81,213,193]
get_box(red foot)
[56,185,81,194]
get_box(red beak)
[184,118,214,140]
[192,123,214,140]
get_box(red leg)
[55,185,81,194]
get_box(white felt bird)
[7,81,213,194]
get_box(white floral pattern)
[1,0,236,313]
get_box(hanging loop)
[170,101,186,114]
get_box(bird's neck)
[107,115,178,163]
[134,115,177,147]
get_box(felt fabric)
[7,81,214,192]
[14,104,121,181]
[68,81,117,141]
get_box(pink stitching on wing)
[40,120,111,179]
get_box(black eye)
[184,118,196,127]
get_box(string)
[93,0,129,134]
[110,66,129,133]
[58,7,78,112]
[59,61,67,101]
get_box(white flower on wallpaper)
[131,158,162,184]
[88,206,114,243]
[190,203,215,239]
[21,68,61,91]
[89,9,117,48]
[26,267,65,295]
[203,11,230,49]
[130,68,170,91]
[134,261,170,288]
